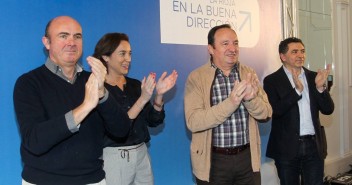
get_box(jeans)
[275,137,324,185]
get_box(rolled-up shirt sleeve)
[65,111,79,132]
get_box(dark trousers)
[196,148,260,185]
[275,137,324,185]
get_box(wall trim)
[325,153,352,176]
[336,0,349,5]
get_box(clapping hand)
[155,70,178,95]
[230,80,247,105]
[291,68,303,92]
[84,74,99,109]
[242,73,259,101]
[315,64,331,91]
[140,73,156,103]
[86,56,107,98]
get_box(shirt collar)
[45,58,83,83]
[45,58,83,74]
[283,65,305,77]
[211,62,239,75]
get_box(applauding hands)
[315,64,331,92]
[140,70,178,102]
[133,70,178,114]
[230,73,259,106]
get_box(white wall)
[325,0,352,176]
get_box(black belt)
[212,143,250,155]
[299,135,315,141]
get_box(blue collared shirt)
[283,66,315,135]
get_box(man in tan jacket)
[184,24,272,185]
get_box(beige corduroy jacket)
[184,62,272,182]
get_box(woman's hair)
[93,33,129,69]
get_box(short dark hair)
[208,24,232,47]
[93,33,129,69]
[279,37,304,54]
[207,24,233,61]
[44,19,53,38]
